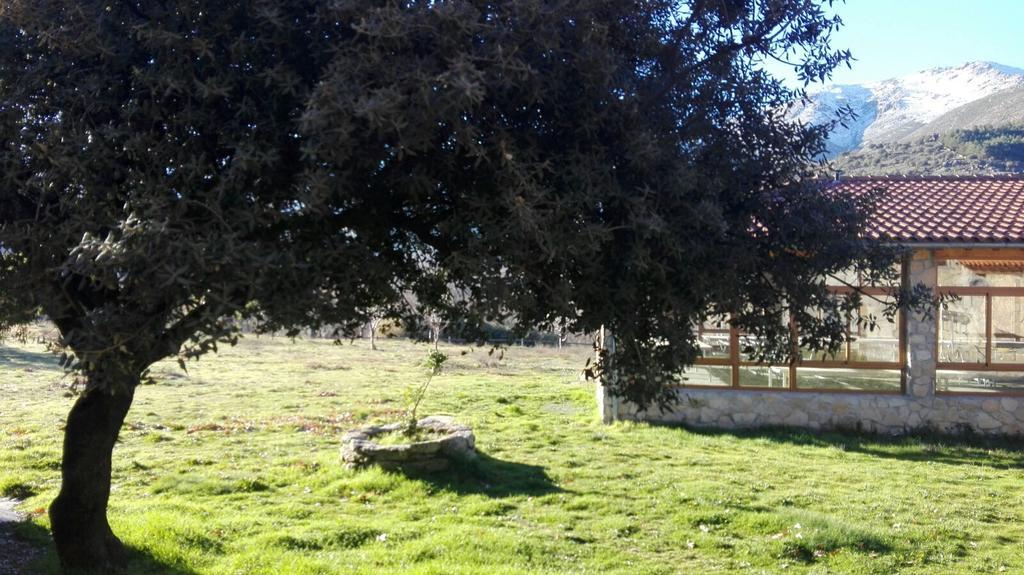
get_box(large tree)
[1,0,907,570]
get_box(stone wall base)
[607,387,1024,436]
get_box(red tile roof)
[828,175,1024,244]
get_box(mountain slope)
[831,124,1024,176]
[861,62,1024,144]
[794,61,1024,156]
[903,86,1024,141]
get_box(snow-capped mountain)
[794,61,1024,156]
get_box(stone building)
[598,175,1024,435]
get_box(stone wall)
[596,250,1024,436]
[603,387,1024,435]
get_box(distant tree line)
[834,124,1024,175]
[940,124,1024,164]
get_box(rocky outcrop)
[341,416,475,472]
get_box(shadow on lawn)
[409,452,563,497]
[0,345,59,371]
[670,424,1024,470]
[13,521,199,575]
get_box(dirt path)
[0,498,42,575]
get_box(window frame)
[935,286,1024,396]
[934,249,1024,396]
[686,284,906,394]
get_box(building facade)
[598,176,1024,435]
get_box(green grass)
[374,428,447,446]
[3,336,1024,574]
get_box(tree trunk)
[49,374,137,572]
[369,322,377,351]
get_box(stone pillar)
[595,326,618,423]
[906,250,937,398]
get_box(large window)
[685,275,904,393]
[936,254,1024,394]
[797,287,903,392]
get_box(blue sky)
[767,0,1024,85]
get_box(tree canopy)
[0,0,909,570]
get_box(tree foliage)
[941,124,1024,165]
[0,0,902,406]
[0,2,913,567]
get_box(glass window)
[799,303,847,362]
[936,256,1024,395]
[680,365,732,387]
[938,295,986,364]
[992,296,1024,364]
[737,325,791,364]
[938,259,1024,287]
[690,263,906,393]
[825,264,901,287]
[850,298,900,364]
[797,368,901,391]
[825,268,860,287]
[985,269,1024,287]
[738,365,789,389]
[938,259,986,287]
[697,319,731,360]
[859,263,904,287]
[801,344,846,363]
[937,370,1024,394]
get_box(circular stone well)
[340,416,475,472]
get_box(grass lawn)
[2,336,1024,574]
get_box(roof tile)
[829,176,1024,244]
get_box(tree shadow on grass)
[0,345,59,371]
[657,422,1024,470]
[405,452,563,498]
[12,521,199,575]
